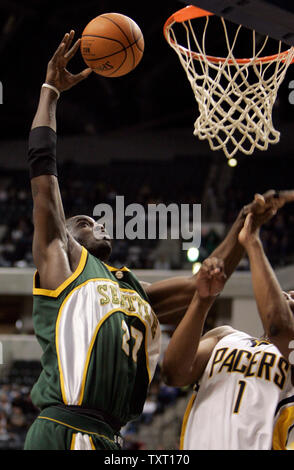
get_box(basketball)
[80,13,144,77]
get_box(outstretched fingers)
[50,33,70,63]
[50,30,76,64]
[63,30,75,55]
[64,37,81,61]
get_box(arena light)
[228,158,237,167]
[15,319,23,331]
[187,247,199,262]
[192,262,202,274]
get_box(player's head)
[283,291,294,315]
[66,215,112,261]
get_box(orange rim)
[164,5,294,65]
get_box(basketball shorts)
[24,405,122,450]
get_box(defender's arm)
[161,258,231,386]
[239,213,294,363]
[146,191,294,323]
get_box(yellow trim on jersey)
[89,435,95,450]
[70,433,76,450]
[77,308,151,405]
[70,433,96,450]
[33,247,88,298]
[180,392,196,450]
[103,262,129,272]
[37,416,115,444]
[55,277,154,405]
[272,405,294,450]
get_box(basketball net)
[164,6,294,159]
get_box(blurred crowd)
[223,185,294,268]
[0,382,38,449]
[121,364,189,450]
[0,356,189,451]
[0,156,293,270]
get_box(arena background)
[0,0,294,450]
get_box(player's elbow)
[161,372,186,388]
[161,359,191,388]
[264,302,294,336]
[268,320,293,338]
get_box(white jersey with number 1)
[181,330,294,450]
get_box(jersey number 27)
[121,319,143,363]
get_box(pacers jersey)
[181,330,294,450]
[30,247,161,426]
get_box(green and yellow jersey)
[31,247,161,427]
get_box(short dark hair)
[65,215,94,234]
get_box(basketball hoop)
[164,5,294,159]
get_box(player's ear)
[65,217,74,234]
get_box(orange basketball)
[80,13,144,77]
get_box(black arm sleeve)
[28,126,58,179]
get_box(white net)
[165,14,294,159]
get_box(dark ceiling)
[0,0,197,141]
[0,0,294,143]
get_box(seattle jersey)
[181,330,294,450]
[30,247,161,426]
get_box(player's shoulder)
[202,325,237,341]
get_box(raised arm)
[144,206,250,324]
[238,211,294,362]
[162,257,229,387]
[145,190,294,323]
[208,190,294,278]
[29,31,92,289]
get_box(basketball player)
[162,202,294,450]
[24,30,294,450]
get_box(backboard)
[179,1,294,46]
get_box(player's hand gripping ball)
[81,13,144,77]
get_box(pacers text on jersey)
[209,345,289,390]
[93,196,201,251]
